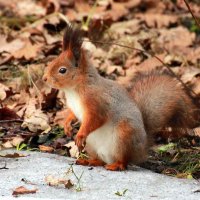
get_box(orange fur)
[43,25,196,171]
[113,120,147,170]
[105,162,126,171]
[129,73,196,136]
[76,158,105,166]
[64,109,77,137]
[75,90,109,150]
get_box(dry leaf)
[16,0,45,16]
[2,141,13,149]
[54,109,69,127]
[12,186,37,196]
[157,27,195,50]
[45,175,74,189]
[0,36,25,54]
[0,83,10,101]
[105,2,129,21]
[0,152,26,158]
[13,41,42,60]
[136,13,177,28]
[43,30,61,45]
[41,88,58,110]
[21,99,50,132]
[74,0,91,13]
[64,180,74,189]
[0,107,20,120]
[109,19,140,35]
[39,145,54,153]
[12,136,24,147]
[194,127,200,137]
[65,141,79,158]
[181,67,200,84]
[168,46,200,65]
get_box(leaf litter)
[0,0,199,180]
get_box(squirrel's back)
[129,73,196,136]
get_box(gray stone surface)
[0,149,199,200]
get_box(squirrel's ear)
[63,25,83,67]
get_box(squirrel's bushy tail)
[129,73,196,137]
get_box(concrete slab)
[0,150,199,200]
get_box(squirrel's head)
[43,25,86,89]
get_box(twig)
[0,119,23,123]
[0,162,9,170]
[84,39,197,98]
[183,0,200,29]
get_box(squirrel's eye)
[59,67,67,74]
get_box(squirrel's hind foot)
[105,162,127,171]
[76,158,105,166]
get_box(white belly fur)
[64,89,84,121]
[86,122,117,164]
[64,89,117,164]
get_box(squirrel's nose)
[42,75,47,82]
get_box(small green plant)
[78,152,89,159]
[16,143,38,151]
[66,164,84,192]
[81,0,98,31]
[156,143,177,153]
[51,126,65,139]
[16,143,27,151]
[115,189,128,197]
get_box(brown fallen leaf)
[44,0,60,14]
[74,0,91,13]
[12,136,25,147]
[2,141,13,149]
[0,35,25,54]
[0,152,26,158]
[0,107,20,120]
[180,67,200,84]
[54,109,69,127]
[138,0,170,14]
[39,145,54,153]
[156,26,195,50]
[12,186,37,196]
[21,99,51,132]
[109,19,140,35]
[13,40,42,60]
[194,127,200,137]
[64,180,74,189]
[105,1,129,21]
[0,83,10,101]
[64,141,79,158]
[41,88,58,110]
[45,175,74,189]
[167,46,200,65]
[136,13,178,28]
[16,0,45,16]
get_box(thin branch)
[0,119,23,123]
[84,39,197,98]
[183,0,200,29]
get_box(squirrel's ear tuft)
[63,24,83,66]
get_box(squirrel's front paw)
[75,134,86,151]
[64,122,73,137]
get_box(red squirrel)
[42,25,195,171]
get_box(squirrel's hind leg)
[104,120,147,171]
